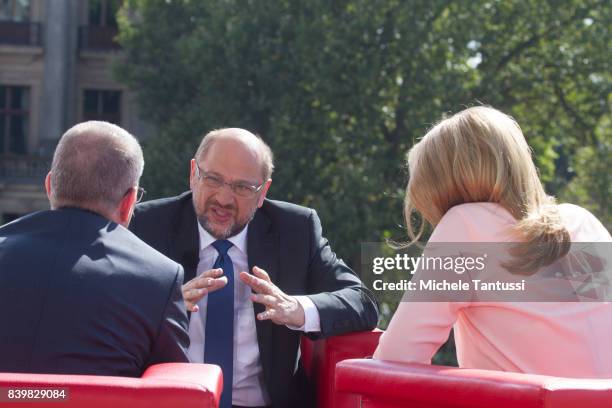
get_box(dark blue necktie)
[205,240,234,408]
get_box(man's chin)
[198,217,238,240]
[206,224,234,240]
[198,212,254,240]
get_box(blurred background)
[0,0,610,364]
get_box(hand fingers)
[185,277,228,300]
[251,293,278,308]
[252,293,304,327]
[252,266,271,282]
[183,275,226,295]
[208,276,228,292]
[186,300,200,313]
[184,291,204,312]
[257,308,277,321]
[183,287,207,306]
[204,268,224,278]
[184,269,223,290]
[240,271,274,294]
[182,275,229,312]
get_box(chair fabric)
[335,358,612,408]
[301,329,383,408]
[0,363,222,408]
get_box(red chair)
[301,329,383,408]
[336,358,612,408]
[0,330,380,408]
[0,363,222,408]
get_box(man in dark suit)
[0,121,190,377]
[130,128,379,407]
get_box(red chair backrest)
[301,329,383,408]
[336,358,612,408]
[0,363,222,408]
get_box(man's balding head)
[195,128,274,180]
[189,127,273,239]
[48,121,144,215]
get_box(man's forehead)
[216,129,261,149]
[201,137,263,179]
[206,136,260,159]
[220,127,255,138]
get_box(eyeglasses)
[123,187,147,203]
[194,163,265,198]
[135,187,146,203]
[123,186,146,204]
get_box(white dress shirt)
[187,222,321,406]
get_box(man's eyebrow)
[234,178,261,186]
[201,170,221,177]
[203,169,259,186]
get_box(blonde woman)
[374,106,612,378]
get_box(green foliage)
[116,0,611,365]
[560,114,611,229]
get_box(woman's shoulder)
[557,203,611,242]
[430,202,515,242]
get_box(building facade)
[0,0,151,224]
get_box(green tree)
[116,0,610,362]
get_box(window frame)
[0,0,30,22]
[88,0,120,28]
[82,88,122,125]
[0,85,30,156]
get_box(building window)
[0,0,38,46]
[83,89,121,124]
[0,85,29,155]
[79,0,121,50]
[0,0,29,22]
[88,0,120,28]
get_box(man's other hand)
[181,268,228,312]
[240,266,305,327]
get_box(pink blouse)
[374,202,612,378]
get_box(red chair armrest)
[336,359,612,408]
[301,329,383,408]
[0,363,222,408]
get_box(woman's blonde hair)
[405,106,570,274]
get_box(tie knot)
[211,239,233,256]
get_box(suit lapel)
[172,193,200,283]
[247,204,279,393]
[247,209,279,284]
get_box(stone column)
[37,0,78,156]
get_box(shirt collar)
[197,221,249,255]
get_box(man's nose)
[214,183,235,204]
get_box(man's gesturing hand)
[240,266,305,327]
[181,268,228,312]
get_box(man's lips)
[207,205,235,223]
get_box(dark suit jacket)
[130,191,378,407]
[0,208,190,377]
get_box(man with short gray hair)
[48,121,145,217]
[0,121,190,377]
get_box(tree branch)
[493,5,591,74]
[553,82,592,143]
